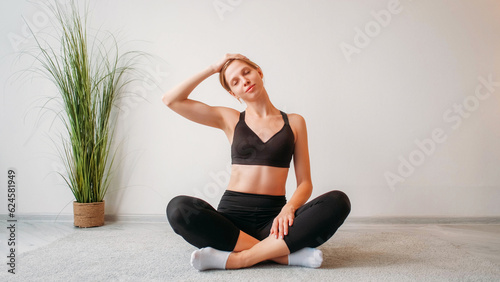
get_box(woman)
[163,54,350,271]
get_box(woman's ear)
[257,68,264,79]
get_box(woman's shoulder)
[286,112,306,126]
[214,106,241,131]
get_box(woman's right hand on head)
[211,53,247,73]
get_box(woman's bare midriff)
[226,164,289,196]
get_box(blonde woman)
[163,54,350,270]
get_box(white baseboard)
[346,216,500,224]
[3,214,166,223]
[5,214,500,224]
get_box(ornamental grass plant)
[26,1,139,203]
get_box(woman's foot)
[190,247,231,271]
[288,248,323,268]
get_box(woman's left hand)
[270,204,296,239]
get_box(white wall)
[1,0,499,218]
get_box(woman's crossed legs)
[167,190,350,270]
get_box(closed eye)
[230,68,251,86]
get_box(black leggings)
[166,190,350,253]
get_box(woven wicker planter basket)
[73,201,105,228]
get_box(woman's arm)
[161,54,245,130]
[270,114,313,239]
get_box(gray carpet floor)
[2,222,499,281]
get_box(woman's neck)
[244,90,279,118]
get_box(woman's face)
[224,60,264,101]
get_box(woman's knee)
[166,195,202,229]
[324,190,351,218]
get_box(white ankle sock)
[288,248,323,268]
[190,247,231,271]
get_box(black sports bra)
[231,111,295,168]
